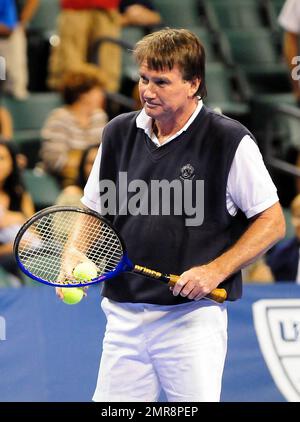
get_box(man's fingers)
[172,275,189,296]
[55,287,64,300]
[171,273,208,300]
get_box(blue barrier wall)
[0,284,299,402]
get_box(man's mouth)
[145,102,159,108]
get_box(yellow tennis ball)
[61,287,84,305]
[73,262,98,282]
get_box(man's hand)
[171,262,224,301]
[55,247,94,301]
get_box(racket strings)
[17,210,124,285]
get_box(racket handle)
[133,265,227,303]
[169,274,227,303]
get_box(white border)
[252,299,300,402]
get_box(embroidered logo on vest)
[180,164,195,180]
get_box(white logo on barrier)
[253,299,300,402]
[0,316,6,341]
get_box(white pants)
[93,297,228,402]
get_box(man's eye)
[156,80,166,86]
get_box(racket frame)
[14,206,227,302]
[13,206,133,287]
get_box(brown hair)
[134,28,207,99]
[60,71,104,105]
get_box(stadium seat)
[3,93,62,132]
[265,0,285,31]
[282,207,294,239]
[204,62,250,118]
[266,105,300,154]
[2,93,62,167]
[202,0,267,31]
[24,0,60,91]
[222,28,291,95]
[27,0,60,36]
[120,27,145,83]
[23,168,61,210]
[152,0,202,28]
[252,103,300,207]
[188,27,230,63]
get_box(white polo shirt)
[82,102,279,218]
[278,0,300,34]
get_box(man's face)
[138,62,200,122]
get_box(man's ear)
[188,77,201,98]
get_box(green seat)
[265,0,286,31]
[23,168,61,210]
[121,27,145,46]
[269,107,300,153]
[188,27,226,63]
[202,0,266,31]
[152,0,202,28]
[2,93,62,167]
[254,104,300,207]
[282,207,294,239]
[3,93,62,132]
[27,0,60,35]
[205,63,250,117]
[121,27,145,82]
[223,28,291,95]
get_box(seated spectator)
[55,143,99,207]
[40,71,107,187]
[0,0,39,99]
[0,105,13,140]
[48,0,121,93]
[0,0,16,37]
[0,140,35,284]
[120,0,161,27]
[242,257,274,283]
[266,194,300,283]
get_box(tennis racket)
[13,206,227,303]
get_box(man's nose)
[143,83,156,99]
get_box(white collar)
[136,100,203,147]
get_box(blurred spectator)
[119,0,161,27]
[279,0,300,106]
[0,0,16,36]
[48,0,121,93]
[242,257,274,283]
[0,140,35,284]
[0,0,39,99]
[266,193,300,283]
[40,71,107,187]
[55,143,99,207]
[0,105,13,140]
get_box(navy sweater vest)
[99,106,251,304]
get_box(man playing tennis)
[57,28,285,401]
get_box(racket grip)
[168,274,227,303]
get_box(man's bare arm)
[172,202,286,299]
